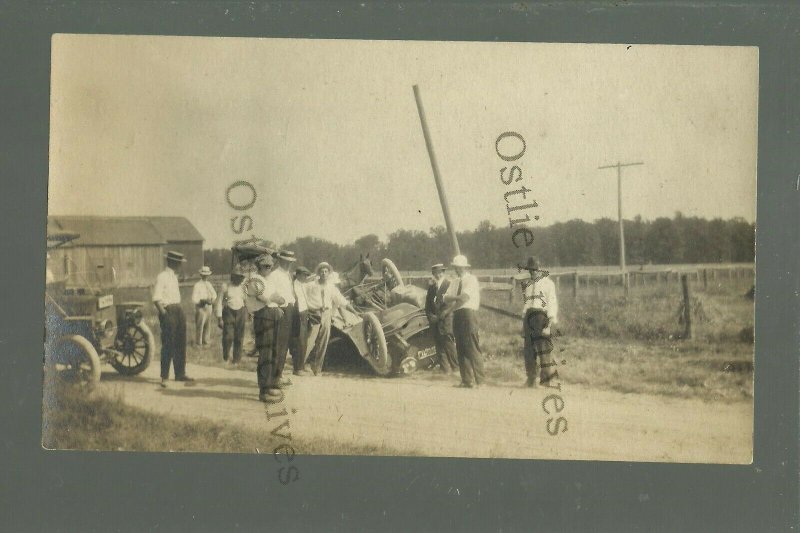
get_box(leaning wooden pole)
[413,85,461,256]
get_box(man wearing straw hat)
[267,250,298,387]
[443,254,485,388]
[519,256,559,387]
[304,261,358,375]
[153,250,191,387]
[192,265,217,348]
[425,263,458,373]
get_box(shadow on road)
[158,388,257,402]
[193,376,254,389]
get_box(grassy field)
[470,273,755,401]
[42,384,399,454]
[129,269,754,402]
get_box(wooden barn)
[46,216,204,287]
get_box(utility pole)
[413,85,461,256]
[598,161,644,290]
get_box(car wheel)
[381,258,405,290]
[363,312,390,375]
[110,323,154,376]
[46,335,102,390]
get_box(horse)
[337,253,374,293]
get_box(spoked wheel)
[362,312,390,376]
[110,323,154,376]
[381,258,405,290]
[45,335,102,390]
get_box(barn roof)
[147,217,204,242]
[47,216,204,246]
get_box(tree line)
[203,213,755,274]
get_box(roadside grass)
[472,278,754,401]
[42,384,398,455]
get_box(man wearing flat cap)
[520,256,559,387]
[153,250,191,387]
[215,263,247,364]
[443,254,485,388]
[192,265,217,348]
[425,264,458,373]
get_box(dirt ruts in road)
[98,363,752,463]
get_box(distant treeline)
[203,213,755,274]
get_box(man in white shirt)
[215,264,247,363]
[267,250,297,387]
[288,266,312,376]
[192,266,217,348]
[153,250,190,387]
[249,253,288,401]
[443,255,484,387]
[305,261,359,375]
[520,256,559,387]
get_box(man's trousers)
[453,308,484,386]
[289,309,309,372]
[195,304,213,345]
[159,304,187,379]
[221,306,246,362]
[254,307,284,393]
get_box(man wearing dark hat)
[289,266,312,376]
[215,263,247,364]
[425,263,458,373]
[153,250,191,387]
[520,256,559,387]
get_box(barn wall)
[51,245,165,287]
[164,241,204,278]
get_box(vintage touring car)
[44,231,155,388]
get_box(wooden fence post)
[572,272,578,298]
[508,277,515,303]
[681,274,692,339]
[702,268,708,290]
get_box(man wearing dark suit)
[425,263,458,373]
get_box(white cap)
[451,255,470,268]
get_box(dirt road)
[98,362,752,463]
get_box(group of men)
[152,248,561,396]
[424,254,560,388]
[152,249,358,401]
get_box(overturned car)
[231,239,438,376]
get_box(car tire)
[48,334,102,390]
[110,323,154,376]
[381,258,405,290]
[362,312,390,375]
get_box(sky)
[49,35,758,249]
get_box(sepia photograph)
[44,34,757,465]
